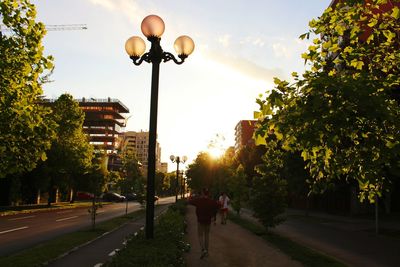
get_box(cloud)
[272,38,310,59]
[240,36,266,47]
[204,50,285,82]
[87,0,145,24]
[218,34,231,47]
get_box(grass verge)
[105,200,188,267]
[229,213,348,267]
[0,209,146,267]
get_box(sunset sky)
[31,0,330,170]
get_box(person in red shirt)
[189,188,219,259]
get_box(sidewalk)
[239,208,400,267]
[184,205,302,267]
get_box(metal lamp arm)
[162,52,187,65]
[130,53,152,65]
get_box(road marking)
[8,215,36,221]
[108,249,119,256]
[56,210,73,214]
[56,216,78,222]
[0,226,29,235]
[97,210,105,214]
[93,264,103,267]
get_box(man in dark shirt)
[189,188,219,259]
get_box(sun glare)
[207,146,225,159]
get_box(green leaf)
[253,111,262,119]
[255,134,267,146]
[391,6,399,19]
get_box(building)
[160,162,168,173]
[78,97,129,153]
[42,97,129,171]
[234,120,257,151]
[121,130,166,173]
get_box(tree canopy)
[0,0,56,177]
[254,0,400,202]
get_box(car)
[124,193,137,201]
[76,191,94,200]
[102,192,126,202]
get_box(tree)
[228,165,247,215]
[249,139,288,229]
[119,150,143,195]
[254,0,400,203]
[0,0,56,177]
[186,152,214,193]
[46,94,93,203]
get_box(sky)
[31,0,330,171]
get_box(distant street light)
[170,155,187,202]
[125,15,194,239]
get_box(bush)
[106,203,189,267]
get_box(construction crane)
[0,24,87,32]
[45,24,87,31]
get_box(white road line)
[8,215,36,221]
[56,210,73,214]
[56,216,78,222]
[93,263,103,267]
[97,211,105,214]
[108,249,119,256]
[0,226,29,235]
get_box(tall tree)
[254,0,400,203]
[46,94,93,203]
[0,0,56,177]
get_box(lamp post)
[181,171,186,199]
[125,15,194,239]
[170,155,187,202]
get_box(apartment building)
[234,120,257,151]
[120,130,164,173]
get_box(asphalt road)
[0,201,143,256]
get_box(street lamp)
[170,155,187,202]
[125,15,194,239]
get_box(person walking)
[219,192,230,224]
[189,188,219,259]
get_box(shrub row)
[106,201,189,267]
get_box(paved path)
[184,205,302,267]
[47,205,169,267]
[240,208,400,267]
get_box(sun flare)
[207,146,225,159]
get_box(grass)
[229,213,348,267]
[0,208,146,267]
[105,201,188,267]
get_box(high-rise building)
[78,97,129,153]
[120,130,164,173]
[234,120,257,151]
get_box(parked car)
[76,191,94,200]
[124,193,137,201]
[102,192,126,202]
